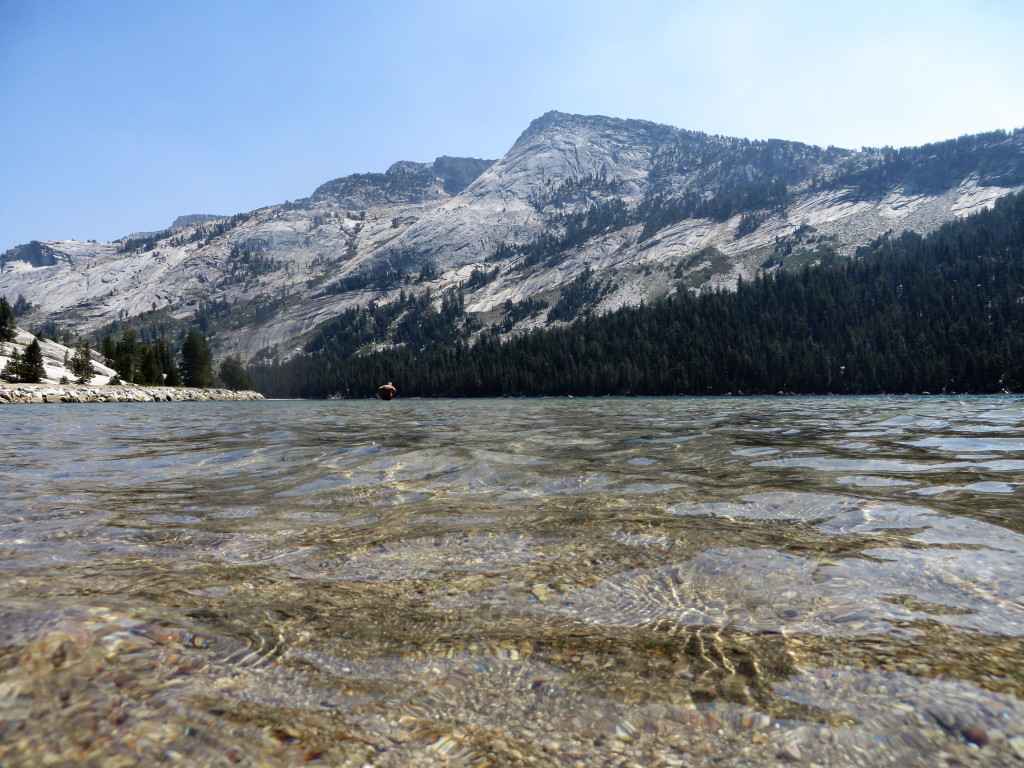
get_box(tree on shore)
[100,332,185,387]
[218,356,253,391]
[156,339,183,386]
[69,340,96,384]
[137,345,163,385]
[20,339,46,383]
[180,329,213,388]
[100,335,117,365]
[113,329,140,383]
[1,348,22,381]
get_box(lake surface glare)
[2,396,1024,767]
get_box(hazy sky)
[2,0,1023,253]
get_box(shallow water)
[2,396,1024,766]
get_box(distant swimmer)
[377,381,397,400]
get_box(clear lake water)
[2,396,1024,766]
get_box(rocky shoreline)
[0,382,265,404]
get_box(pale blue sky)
[2,0,1023,253]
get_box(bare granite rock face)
[2,240,63,268]
[2,111,1022,362]
[307,155,496,208]
[432,155,496,196]
[170,214,221,229]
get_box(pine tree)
[218,356,253,391]
[180,329,213,388]
[137,345,163,385]
[100,335,117,366]
[1,348,22,381]
[21,339,46,383]
[155,339,182,386]
[12,294,32,316]
[0,297,15,342]
[69,341,96,384]
[114,329,139,383]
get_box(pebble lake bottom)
[2,396,1024,767]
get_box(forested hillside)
[250,190,1024,398]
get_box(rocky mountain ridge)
[2,111,1022,365]
[309,155,496,208]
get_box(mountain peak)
[520,110,610,136]
[510,111,687,158]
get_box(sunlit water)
[2,396,1024,767]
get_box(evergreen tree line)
[99,329,253,393]
[98,328,236,388]
[832,128,1024,194]
[249,190,1024,399]
[648,134,853,190]
[100,329,185,386]
[0,315,251,389]
[99,327,252,390]
[635,179,791,241]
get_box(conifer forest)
[250,191,1024,398]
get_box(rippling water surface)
[3,396,1024,766]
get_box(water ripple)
[3,396,1024,766]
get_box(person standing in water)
[377,381,397,400]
